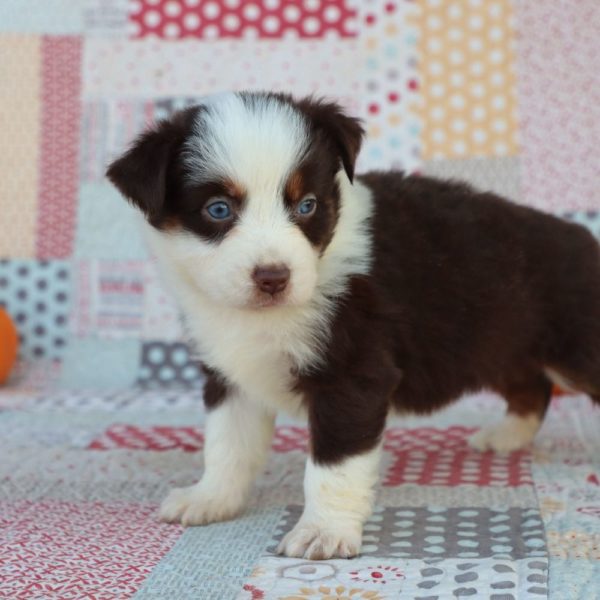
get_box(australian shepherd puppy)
[108,91,600,560]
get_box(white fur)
[277,445,381,559]
[468,413,541,453]
[159,390,275,525]
[317,172,374,297]
[184,93,309,196]
[143,172,373,416]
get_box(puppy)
[108,91,600,560]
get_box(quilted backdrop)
[0,1,599,599]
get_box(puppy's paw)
[277,520,362,560]
[468,414,540,454]
[158,485,244,526]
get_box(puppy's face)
[107,92,363,309]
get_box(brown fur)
[201,365,229,409]
[283,147,341,251]
[300,171,600,463]
[285,171,304,203]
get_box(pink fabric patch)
[383,426,533,487]
[89,424,205,451]
[72,260,147,338]
[129,0,357,39]
[516,1,600,210]
[88,424,311,452]
[36,36,82,259]
[0,500,182,599]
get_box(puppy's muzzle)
[252,265,290,295]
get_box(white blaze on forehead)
[184,93,309,199]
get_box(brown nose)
[253,265,290,295]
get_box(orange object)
[0,307,18,384]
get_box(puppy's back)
[359,171,600,405]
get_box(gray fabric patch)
[138,341,202,389]
[527,587,548,596]
[268,506,547,559]
[453,587,478,596]
[493,564,516,573]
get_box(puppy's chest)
[189,315,316,415]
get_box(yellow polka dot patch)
[413,0,519,159]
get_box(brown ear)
[296,97,365,182]
[106,108,196,225]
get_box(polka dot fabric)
[129,0,357,39]
[356,0,422,173]
[383,426,532,487]
[0,260,71,361]
[414,0,519,159]
[138,341,203,388]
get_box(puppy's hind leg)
[469,373,552,453]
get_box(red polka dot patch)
[383,426,533,487]
[129,0,357,39]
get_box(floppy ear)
[297,98,365,182]
[106,108,195,225]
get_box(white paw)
[468,414,540,454]
[277,520,362,560]
[158,484,245,526]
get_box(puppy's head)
[107,92,364,309]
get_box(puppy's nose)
[253,265,290,295]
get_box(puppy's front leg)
[278,380,389,560]
[278,445,382,560]
[159,392,275,526]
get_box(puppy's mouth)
[251,290,290,308]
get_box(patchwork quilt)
[1,390,600,598]
[0,0,599,598]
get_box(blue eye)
[297,196,317,216]
[205,200,232,221]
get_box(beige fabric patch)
[0,35,41,258]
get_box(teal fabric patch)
[133,507,285,600]
[60,337,140,389]
[74,182,149,260]
[549,559,599,600]
[0,0,84,33]
[564,210,600,239]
